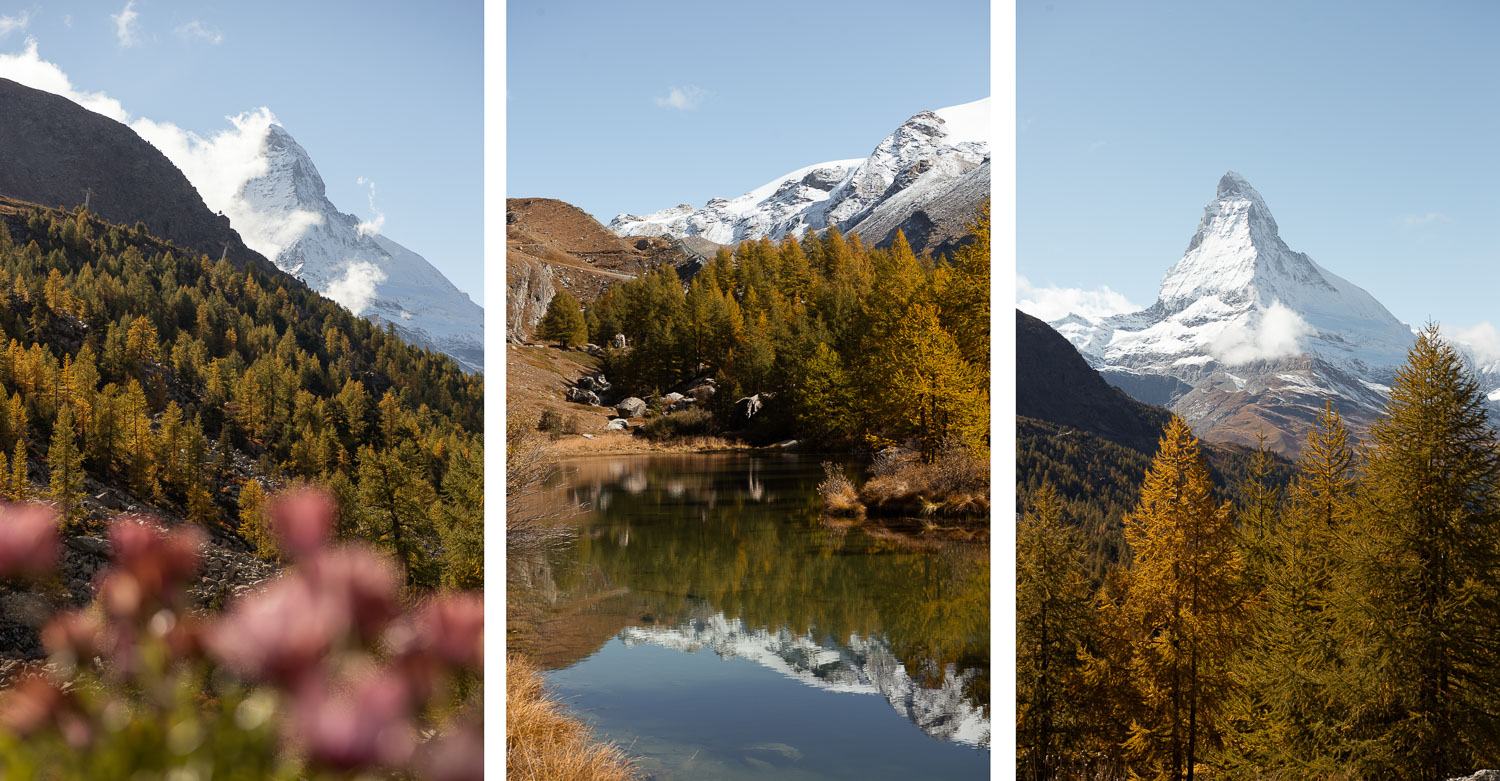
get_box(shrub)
[0,496,483,780]
[818,462,864,517]
[538,410,564,433]
[638,408,716,441]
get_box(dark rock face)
[1016,309,1172,452]
[0,78,280,277]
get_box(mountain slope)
[610,98,990,257]
[1048,172,1415,453]
[505,197,706,342]
[1017,310,1294,572]
[0,78,278,278]
[238,126,484,372]
[1016,309,1170,452]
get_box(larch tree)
[1117,416,1244,781]
[537,289,587,348]
[1221,403,1356,775]
[48,405,85,522]
[1331,325,1500,777]
[1017,482,1100,781]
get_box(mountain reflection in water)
[508,453,990,775]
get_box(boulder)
[689,385,716,402]
[583,343,604,356]
[565,387,600,406]
[661,392,685,405]
[668,397,696,413]
[577,375,599,391]
[604,418,630,431]
[612,333,627,349]
[616,397,647,418]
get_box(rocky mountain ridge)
[0,78,279,279]
[611,98,990,257]
[1044,172,1419,453]
[239,125,484,372]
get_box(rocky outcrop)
[506,257,557,343]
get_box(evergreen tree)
[1116,416,1244,780]
[48,406,85,522]
[435,440,483,590]
[1221,403,1356,774]
[537,289,587,348]
[238,479,276,562]
[355,442,440,589]
[8,439,28,500]
[1017,483,1100,780]
[1333,325,1500,777]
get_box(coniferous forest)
[0,200,483,778]
[0,202,483,587]
[1018,326,1500,780]
[539,204,991,463]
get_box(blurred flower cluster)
[0,491,482,780]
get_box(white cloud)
[1445,322,1500,367]
[0,41,324,261]
[654,85,707,111]
[111,1,140,47]
[354,177,385,238]
[1211,299,1311,365]
[0,38,129,120]
[1398,211,1454,229]
[0,11,32,37]
[174,20,222,45]
[325,260,386,315]
[1016,275,1138,322]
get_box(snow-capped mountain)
[611,98,990,256]
[1049,172,1417,453]
[620,612,990,747]
[237,126,483,372]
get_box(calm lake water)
[508,453,990,781]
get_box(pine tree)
[1017,483,1100,780]
[48,406,85,522]
[537,289,587,348]
[1117,416,1244,780]
[1332,325,1500,777]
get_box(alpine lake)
[508,453,990,780]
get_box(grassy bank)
[820,444,990,535]
[507,654,638,781]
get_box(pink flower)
[414,720,484,781]
[0,677,63,737]
[290,671,415,770]
[269,488,336,560]
[305,546,402,643]
[108,518,203,601]
[416,594,484,670]
[41,610,102,665]
[0,503,60,581]
[205,573,337,688]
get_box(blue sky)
[0,0,482,301]
[506,0,990,225]
[1018,1,1500,332]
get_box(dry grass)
[507,654,639,781]
[859,440,990,520]
[818,462,865,517]
[550,433,751,457]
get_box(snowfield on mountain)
[611,98,990,257]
